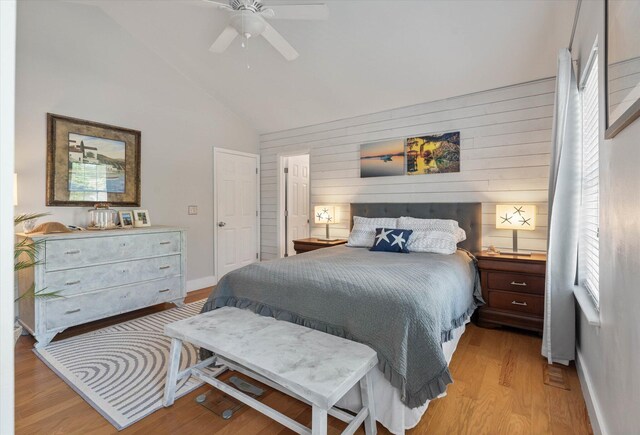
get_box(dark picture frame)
[46,113,141,206]
[604,0,640,139]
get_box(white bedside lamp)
[495,204,537,255]
[314,205,339,241]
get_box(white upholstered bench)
[163,307,378,435]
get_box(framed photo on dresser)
[133,210,151,227]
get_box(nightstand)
[293,238,347,254]
[476,251,547,333]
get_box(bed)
[201,202,483,434]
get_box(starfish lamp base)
[500,229,532,256]
[317,223,338,242]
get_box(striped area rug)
[35,300,219,430]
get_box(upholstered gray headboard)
[350,203,482,253]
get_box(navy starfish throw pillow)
[370,228,413,253]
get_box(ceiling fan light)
[230,12,266,38]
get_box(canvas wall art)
[359,139,405,178]
[405,131,460,175]
[46,113,141,206]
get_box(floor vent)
[543,364,571,390]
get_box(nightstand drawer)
[489,290,544,316]
[487,271,544,295]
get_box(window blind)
[580,54,600,307]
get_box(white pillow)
[347,216,398,248]
[397,216,461,254]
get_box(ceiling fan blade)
[261,23,299,61]
[267,4,329,20]
[260,8,276,19]
[209,26,239,53]
[199,0,233,10]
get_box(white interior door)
[286,155,309,255]
[214,148,259,280]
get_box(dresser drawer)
[45,232,181,271]
[488,290,544,316]
[487,271,544,295]
[45,277,183,330]
[45,255,182,296]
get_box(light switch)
[188,205,198,215]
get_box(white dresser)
[17,226,186,348]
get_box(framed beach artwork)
[359,139,406,178]
[46,113,141,206]
[405,131,460,175]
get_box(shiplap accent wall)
[259,78,555,259]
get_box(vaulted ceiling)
[83,0,576,133]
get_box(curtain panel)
[542,48,581,364]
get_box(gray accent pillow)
[398,216,461,254]
[347,216,398,248]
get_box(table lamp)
[495,204,537,255]
[314,205,339,241]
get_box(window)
[579,48,600,307]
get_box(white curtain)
[542,48,581,364]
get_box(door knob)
[218,222,226,227]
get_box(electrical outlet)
[188,205,198,215]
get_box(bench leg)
[312,406,328,435]
[360,371,377,435]
[163,338,182,407]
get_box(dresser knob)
[65,250,80,255]
[159,289,171,293]
[65,309,81,314]
[159,266,171,270]
[511,301,528,306]
[510,281,527,286]
[65,280,81,286]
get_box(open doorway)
[278,154,310,257]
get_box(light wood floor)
[15,289,592,435]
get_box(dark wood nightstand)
[293,238,347,254]
[476,251,547,333]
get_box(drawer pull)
[65,309,81,314]
[511,301,528,307]
[159,266,171,270]
[510,281,527,287]
[160,241,171,245]
[65,280,81,286]
[65,250,80,255]
[159,289,171,293]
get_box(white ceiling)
[89,0,576,134]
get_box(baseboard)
[187,275,217,292]
[576,347,607,435]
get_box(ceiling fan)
[202,0,329,61]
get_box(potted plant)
[13,213,58,345]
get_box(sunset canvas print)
[360,139,406,178]
[405,131,460,175]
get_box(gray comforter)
[201,245,484,408]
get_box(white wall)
[572,1,640,434]
[0,2,17,433]
[15,1,259,288]
[259,79,554,259]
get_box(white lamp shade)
[495,204,537,231]
[314,206,338,224]
[13,173,17,206]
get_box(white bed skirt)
[335,320,468,435]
